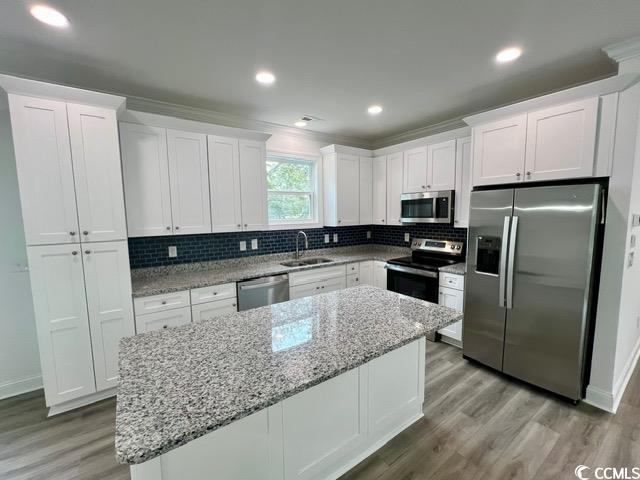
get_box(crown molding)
[604,36,640,63]
[319,144,374,156]
[370,116,468,150]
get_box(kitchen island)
[116,286,462,480]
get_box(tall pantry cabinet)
[3,76,134,414]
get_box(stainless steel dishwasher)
[237,274,290,311]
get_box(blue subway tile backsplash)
[128,224,468,269]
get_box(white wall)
[266,131,326,158]
[0,100,42,399]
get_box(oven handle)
[385,263,438,278]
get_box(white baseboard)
[47,387,116,416]
[0,375,42,400]
[584,385,615,412]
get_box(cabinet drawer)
[133,290,190,315]
[135,307,191,333]
[289,265,346,287]
[192,298,238,322]
[345,262,359,275]
[346,273,360,288]
[439,273,464,291]
[191,282,236,305]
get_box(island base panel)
[130,337,426,480]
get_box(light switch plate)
[633,214,640,227]
[324,234,330,244]
[333,234,338,243]
[404,233,410,242]
[239,241,247,251]
[367,231,371,239]
[251,239,258,250]
[168,246,177,258]
[631,234,637,249]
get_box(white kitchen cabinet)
[386,153,404,225]
[323,153,360,226]
[290,276,347,299]
[373,261,387,290]
[191,282,237,304]
[359,157,373,225]
[372,156,387,225]
[133,290,191,316]
[454,137,472,228]
[524,98,598,182]
[427,140,456,191]
[346,274,360,288]
[239,139,268,231]
[359,261,373,285]
[27,244,96,406]
[438,272,464,345]
[135,307,192,333]
[167,129,211,235]
[403,147,428,193]
[192,298,238,322]
[8,95,79,246]
[120,123,173,237]
[67,103,127,243]
[472,114,527,187]
[208,135,243,233]
[82,241,135,391]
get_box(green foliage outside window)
[266,156,315,222]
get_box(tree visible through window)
[266,155,316,223]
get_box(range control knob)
[450,245,455,249]
[456,245,461,250]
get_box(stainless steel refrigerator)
[463,183,605,401]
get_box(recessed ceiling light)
[496,46,522,63]
[30,4,69,28]
[255,71,276,85]
[368,105,383,115]
[294,120,307,127]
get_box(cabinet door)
[337,153,360,226]
[438,286,463,341]
[403,147,428,193]
[290,281,323,300]
[359,261,373,285]
[8,95,79,245]
[82,241,134,391]
[208,136,242,233]
[167,129,211,235]
[372,156,387,225]
[67,103,127,243]
[359,157,373,225]
[454,137,472,228]
[427,140,456,191]
[346,274,360,288]
[27,244,95,406]
[120,123,173,237]
[472,115,527,186]
[135,307,192,333]
[524,98,598,182]
[386,153,404,225]
[239,140,267,231]
[373,261,387,290]
[322,276,347,293]
[192,298,238,322]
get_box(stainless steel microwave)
[400,190,454,224]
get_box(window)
[266,153,318,225]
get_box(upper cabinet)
[403,147,428,193]
[402,140,455,193]
[472,98,600,187]
[386,152,404,226]
[372,156,387,225]
[359,157,373,225]
[208,136,242,233]
[323,152,360,227]
[9,95,126,245]
[238,139,268,231]
[454,137,472,228]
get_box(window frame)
[266,151,323,230]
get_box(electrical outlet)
[631,234,637,249]
[239,241,247,251]
[333,234,338,243]
[628,251,634,268]
[367,231,371,239]
[633,214,640,227]
[168,246,177,258]
[251,239,258,250]
[404,233,410,242]
[324,234,330,244]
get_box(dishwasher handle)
[238,274,289,291]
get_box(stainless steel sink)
[280,257,333,267]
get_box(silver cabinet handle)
[84,250,91,254]
[71,251,78,255]
[506,216,519,309]
[69,231,76,236]
[499,217,510,308]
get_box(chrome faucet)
[295,231,309,260]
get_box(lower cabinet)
[27,241,134,407]
[290,276,347,299]
[373,261,387,289]
[359,261,373,285]
[135,307,192,333]
[438,273,465,345]
[192,298,238,322]
[346,273,360,288]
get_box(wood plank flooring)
[1,341,638,480]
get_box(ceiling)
[0,0,639,145]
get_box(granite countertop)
[439,262,467,275]
[115,286,462,465]
[131,245,410,297]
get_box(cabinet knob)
[515,172,521,178]
[161,300,167,305]
[84,250,91,254]
[244,224,248,227]
[526,171,532,177]
[427,185,431,189]
[69,231,76,236]
[175,226,180,230]
[422,185,426,189]
[83,230,89,235]
[71,251,78,256]
[338,220,342,223]
[381,219,385,222]
[237,224,242,228]
[166,226,171,230]
[213,292,218,295]
[316,286,320,290]
[232,303,237,307]
[356,277,359,281]
[162,325,168,329]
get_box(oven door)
[386,264,439,303]
[400,190,453,223]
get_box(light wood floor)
[1,342,638,480]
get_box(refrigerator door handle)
[506,215,519,309]
[499,216,511,307]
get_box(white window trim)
[266,151,323,230]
